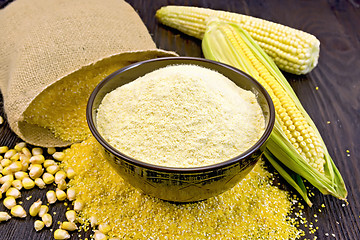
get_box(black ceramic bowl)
[87,57,275,202]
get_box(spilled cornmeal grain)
[24,58,131,143]
[62,137,305,239]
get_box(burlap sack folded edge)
[14,49,178,148]
[0,0,179,147]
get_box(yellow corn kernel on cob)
[202,21,346,205]
[156,5,320,75]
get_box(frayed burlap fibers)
[0,0,176,147]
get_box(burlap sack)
[0,0,176,147]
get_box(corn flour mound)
[97,64,265,167]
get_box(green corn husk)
[265,148,312,207]
[201,20,347,205]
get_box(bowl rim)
[87,56,275,173]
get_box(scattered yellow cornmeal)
[23,57,131,143]
[62,137,304,239]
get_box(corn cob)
[202,20,347,205]
[156,5,320,75]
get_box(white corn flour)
[96,64,265,168]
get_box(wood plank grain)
[0,0,359,239]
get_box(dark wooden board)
[0,0,359,239]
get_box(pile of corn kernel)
[0,137,316,240]
[0,142,79,239]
